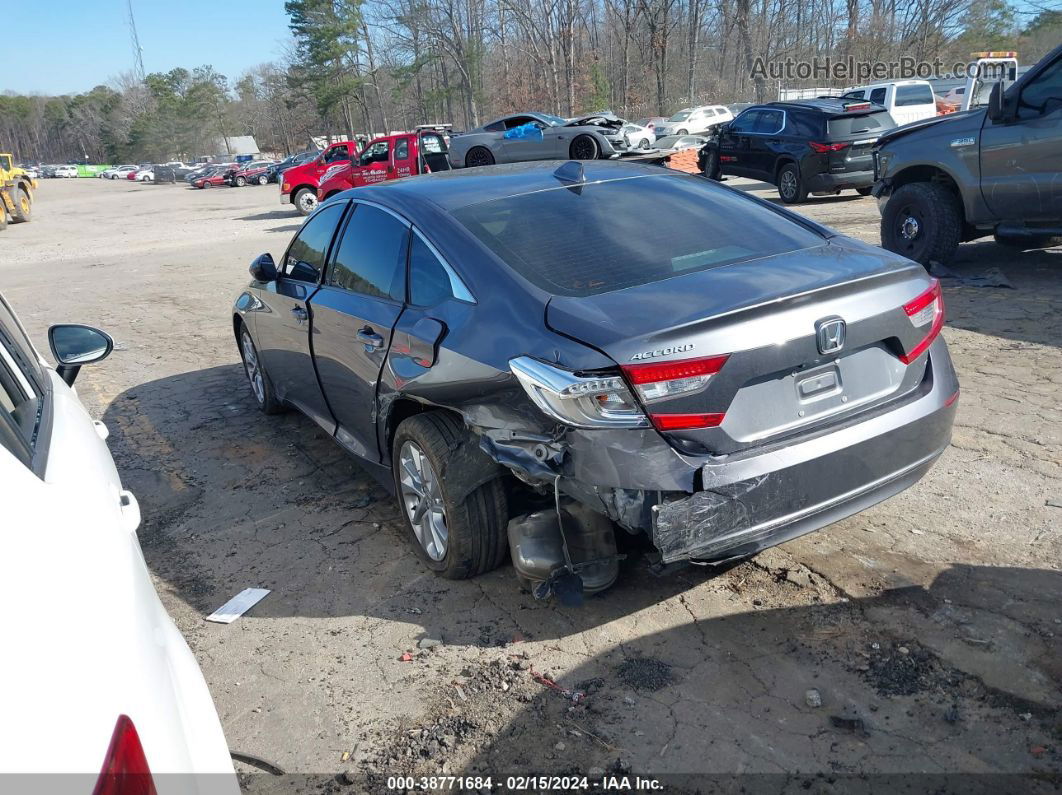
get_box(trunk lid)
[546,239,936,453]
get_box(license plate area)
[796,365,841,402]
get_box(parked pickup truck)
[873,42,1062,266]
[280,141,361,216]
[317,129,452,202]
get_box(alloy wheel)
[241,331,265,405]
[571,137,597,160]
[780,170,798,199]
[398,441,448,562]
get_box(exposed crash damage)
[233,160,958,601]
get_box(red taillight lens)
[622,354,730,385]
[93,715,157,795]
[809,141,850,153]
[621,355,730,431]
[899,279,945,365]
[650,412,726,431]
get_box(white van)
[841,80,937,125]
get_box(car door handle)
[290,306,308,322]
[357,327,384,349]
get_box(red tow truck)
[317,129,452,204]
[280,140,361,215]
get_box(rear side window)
[754,109,784,133]
[869,87,887,104]
[828,111,895,136]
[284,202,346,282]
[786,112,824,138]
[452,175,824,297]
[328,204,408,300]
[895,84,934,106]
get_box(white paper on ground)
[206,588,271,623]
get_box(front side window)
[0,338,41,466]
[284,203,346,283]
[1018,57,1062,119]
[328,204,409,300]
[359,141,389,166]
[395,138,409,161]
[729,110,760,133]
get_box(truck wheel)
[881,182,962,267]
[569,135,599,160]
[293,188,317,216]
[464,147,495,168]
[392,411,508,580]
[856,187,873,196]
[777,163,808,204]
[0,204,7,231]
[11,187,31,222]
[238,324,284,415]
[256,174,268,185]
[993,233,1062,251]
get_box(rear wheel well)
[773,157,797,183]
[385,398,439,464]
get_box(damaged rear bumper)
[651,340,958,563]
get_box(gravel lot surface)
[2,177,1059,792]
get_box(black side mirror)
[249,253,277,282]
[987,81,1005,122]
[48,324,113,386]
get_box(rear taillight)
[621,355,729,403]
[899,279,945,365]
[92,715,156,795]
[621,354,730,431]
[809,141,850,153]
[509,357,649,429]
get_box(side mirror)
[48,324,113,386]
[987,81,1005,122]
[249,253,277,282]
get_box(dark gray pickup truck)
[873,42,1062,267]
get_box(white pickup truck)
[842,80,937,125]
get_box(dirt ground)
[1,176,1059,793]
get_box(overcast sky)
[8,0,293,95]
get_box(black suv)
[700,99,897,203]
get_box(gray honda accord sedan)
[233,159,958,599]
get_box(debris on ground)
[805,689,823,708]
[398,652,414,662]
[417,637,442,649]
[616,657,674,692]
[205,587,271,624]
[531,669,586,703]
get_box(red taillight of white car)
[92,715,157,795]
[621,354,730,431]
[899,279,944,365]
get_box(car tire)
[881,182,962,267]
[639,138,650,150]
[201,182,211,188]
[677,129,688,135]
[993,233,1062,251]
[238,324,284,415]
[257,174,268,185]
[464,147,495,168]
[569,135,599,160]
[856,187,873,196]
[392,411,508,580]
[293,188,317,215]
[777,163,808,204]
[235,175,246,187]
[701,147,721,180]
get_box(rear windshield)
[451,175,824,297]
[827,110,895,136]
[895,84,935,106]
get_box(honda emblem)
[816,317,846,355]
